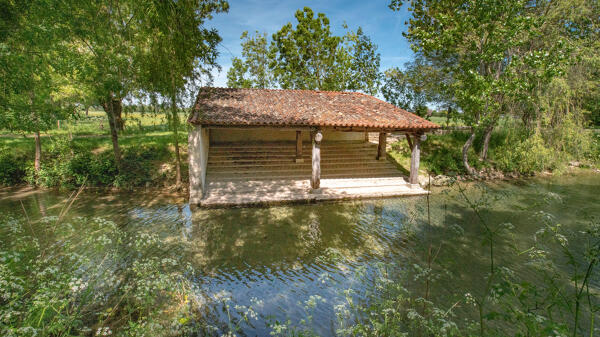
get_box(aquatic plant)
[0,215,199,336]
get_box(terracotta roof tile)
[188,87,439,131]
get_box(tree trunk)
[170,96,182,189]
[102,97,122,170]
[85,105,89,116]
[480,125,494,160]
[34,131,41,173]
[462,129,477,175]
[170,73,182,189]
[114,102,124,131]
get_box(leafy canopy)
[227,7,381,94]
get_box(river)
[1,171,598,335]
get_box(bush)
[0,150,27,185]
[422,132,483,175]
[25,137,171,189]
[491,117,598,173]
[493,131,559,173]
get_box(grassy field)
[1,110,189,153]
[427,115,465,127]
[0,110,190,188]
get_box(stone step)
[207,161,392,170]
[208,150,377,157]
[206,165,399,174]
[207,172,403,182]
[208,152,378,159]
[208,157,381,164]
[208,158,384,165]
[209,143,376,149]
[210,143,374,150]
[206,177,409,190]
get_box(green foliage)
[23,137,170,189]
[0,215,198,336]
[0,149,27,186]
[491,118,598,173]
[390,132,483,175]
[270,7,343,91]
[336,264,460,337]
[0,0,72,135]
[382,55,453,117]
[493,131,558,174]
[227,31,274,88]
[391,0,574,173]
[227,7,381,93]
[382,67,427,114]
[331,182,598,336]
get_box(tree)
[227,31,273,88]
[391,0,566,174]
[345,27,381,96]
[382,55,455,118]
[382,67,428,116]
[139,0,228,189]
[270,7,342,90]
[0,0,71,174]
[228,7,381,93]
[46,0,156,169]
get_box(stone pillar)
[188,126,210,204]
[376,132,387,160]
[409,134,422,188]
[311,129,322,189]
[295,130,303,163]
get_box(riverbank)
[1,113,598,191]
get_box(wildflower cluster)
[0,215,198,336]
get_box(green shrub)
[25,137,171,189]
[421,132,483,175]
[0,150,27,185]
[493,131,559,173]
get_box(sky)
[205,0,415,87]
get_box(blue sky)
[206,0,415,87]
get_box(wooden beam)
[409,133,421,187]
[376,132,387,160]
[405,134,413,149]
[295,130,303,163]
[311,130,322,189]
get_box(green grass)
[387,131,482,176]
[427,116,465,127]
[0,111,189,188]
[1,110,189,152]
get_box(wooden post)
[364,131,369,142]
[295,130,303,163]
[376,132,387,160]
[409,133,422,188]
[311,130,322,189]
[405,133,413,149]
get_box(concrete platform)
[200,177,428,208]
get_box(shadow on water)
[0,171,598,335]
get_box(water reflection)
[1,172,599,336]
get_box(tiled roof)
[188,87,439,131]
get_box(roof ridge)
[201,86,362,96]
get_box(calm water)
[1,172,599,335]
